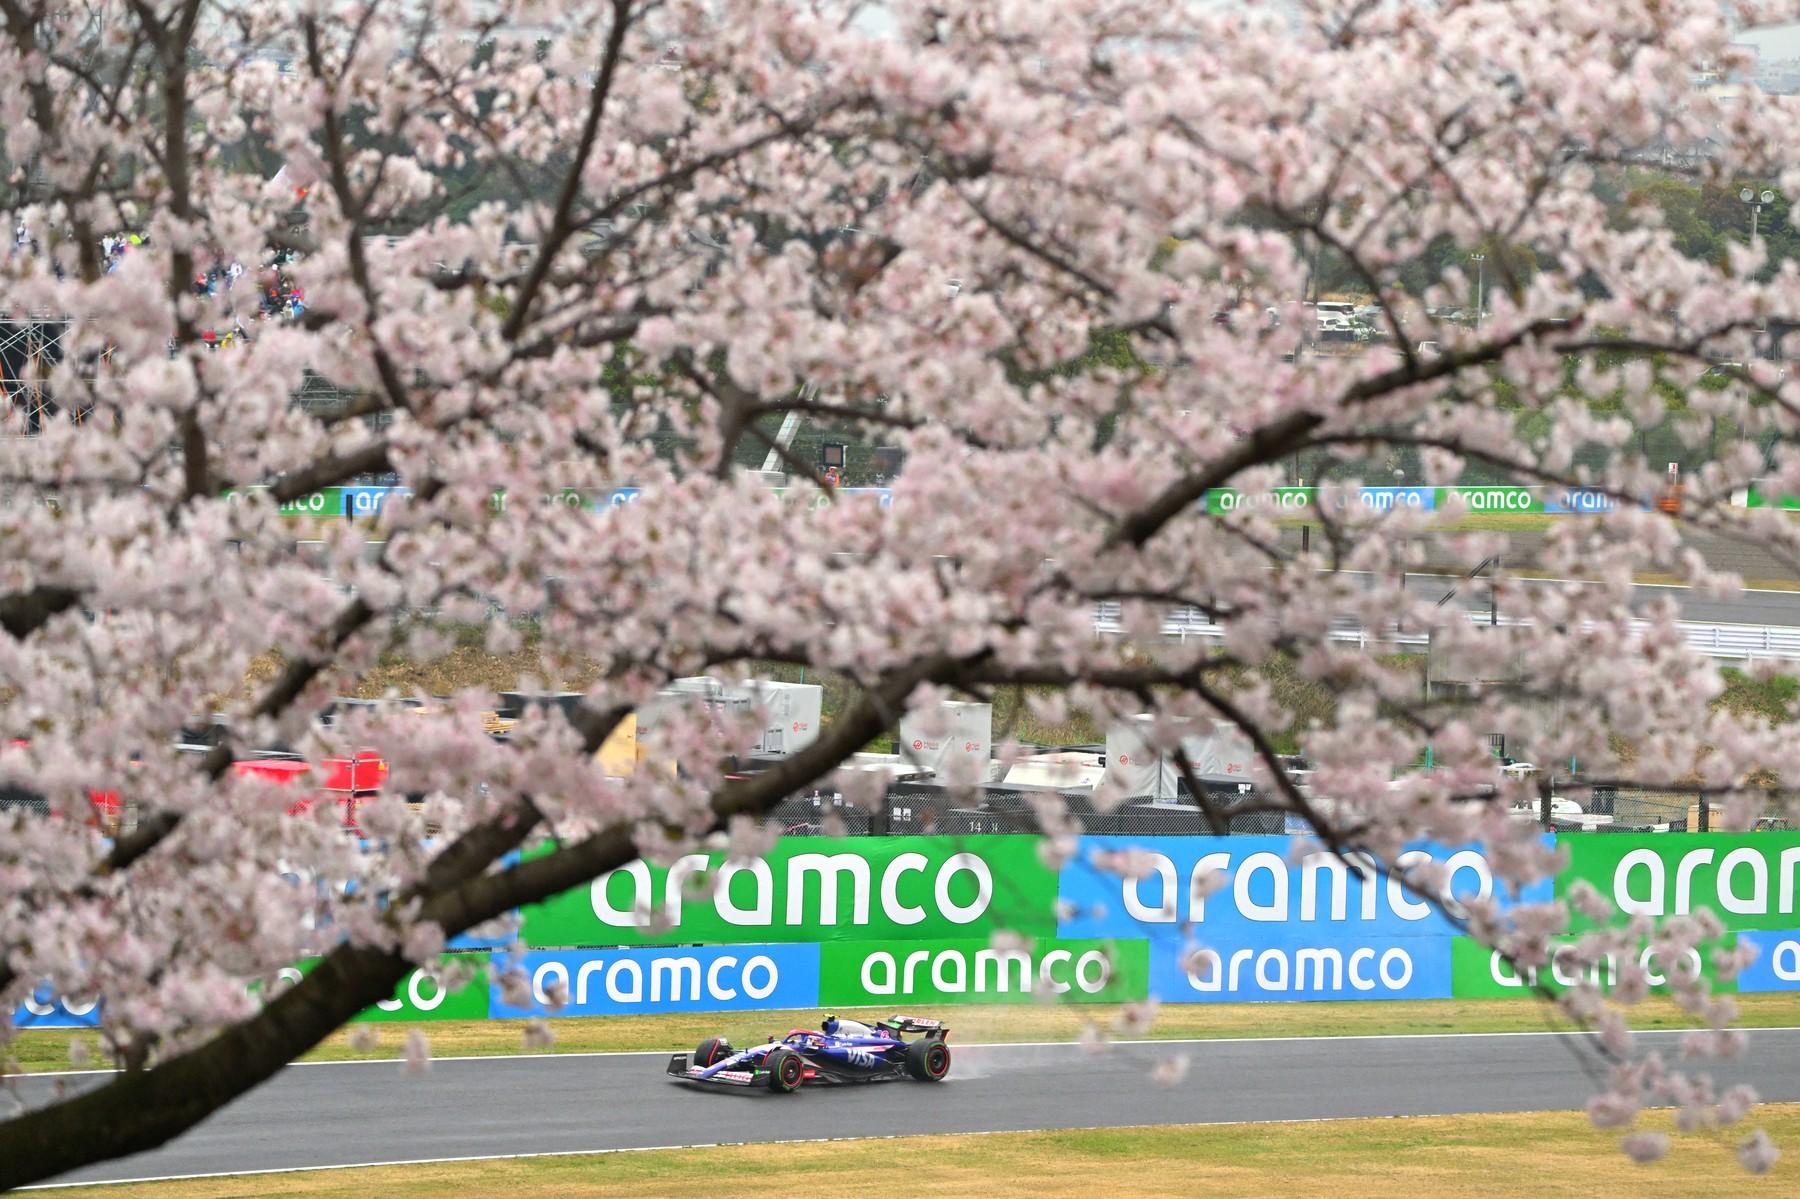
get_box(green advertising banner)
[1205,485,1558,516]
[1746,486,1800,510]
[1557,832,1800,933]
[818,937,1150,1006]
[220,484,345,517]
[1436,485,1543,513]
[520,835,1059,949]
[278,487,345,518]
[269,955,490,1022]
[1204,487,1316,515]
[489,488,590,514]
[1450,934,1738,999]
[354,960,491,1022]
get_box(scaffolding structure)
[0,315,66,433]
[2,316,363,434]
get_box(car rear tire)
[905,1037,951,1082]
[695,1037,733,1067]
[766,1047,804,1093]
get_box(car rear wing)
[878,1016,948,1037]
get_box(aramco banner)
[1055,835,1550,1004]
[23,832,1800,1028]
[1200,485,1623,515]
[517,835,1059,948]
[1556,832,1800,931]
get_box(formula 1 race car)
[666,1015,951,1092]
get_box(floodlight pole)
[1740,186,1776,244]
[1471,253,1486,331]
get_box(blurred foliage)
[1599,170,1800,277]
[1714,668,1800,725]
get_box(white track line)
[25,1024,1800,1079]
[11,1114,1508,1191]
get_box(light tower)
[1740,187,1776,243]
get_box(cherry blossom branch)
[301,12,421,415]
[0,654,955,1187]
[0,585,83,638]
[499,0,638,343]
[1109,317,1575,548]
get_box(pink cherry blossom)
[1738,1128,1781,1174]
[0,0,1798,1183]
[1150,1054,1191,1088]
[402,1029,431,1076]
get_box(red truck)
[3,737,387,834]
[227,751,389,829]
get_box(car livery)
[666,1014,951,1092]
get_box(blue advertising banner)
[779,487,894,510]
[344,486,406,517]
[12,985,100,1030]
[1355,486,1436,511]
[1148,932,1454,1003]
[1542,488,1621,514]
[312,845,520,950]
[1056,835,1551,942]
[1736,930,1800,992]
[490,944,821,1018]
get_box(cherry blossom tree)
[4,0,1800,1185]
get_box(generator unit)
[1104,714,1254,803]
[662,677,823,757]
[898,700,993,784]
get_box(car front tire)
[766,1047,805,1093]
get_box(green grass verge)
[1429,512,1564,533]
[19,993,1800,1075]
[45,1106,1800,1197]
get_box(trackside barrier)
[221,485,888,517]
[23,832,1800,1026]
[217,483,1640,520]
[1090,603,1800,663]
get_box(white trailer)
[1105,714,1255,803]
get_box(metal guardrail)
[1092,603,1800,662]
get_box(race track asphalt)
[21,1028,1800,1188]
